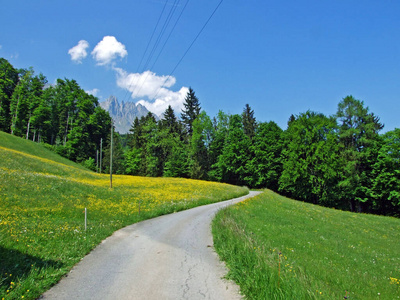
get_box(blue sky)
[1,0,399,131]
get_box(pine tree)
[242,104,257,140]
[181,87,201,136]
[161,105,180,135]
[128,117,142,148]
[287,114,296,126]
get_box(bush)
[81,157,96,171]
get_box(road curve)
[41,191,261,300]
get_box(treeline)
[1,57,399,216]
[0,58,112,168]
[123,89,399,216]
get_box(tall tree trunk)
[26,114,31,140]
[11,95,21,135]
[64,112,69,145]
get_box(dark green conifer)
[181,87,201,136]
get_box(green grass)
[0,131,249,299]
[212,190,400,299]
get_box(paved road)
[42,191,261,300]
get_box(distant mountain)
[100,96,153,134]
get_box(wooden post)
[96,150,99,173]
[84,208,87,231]
[278,251,281,288]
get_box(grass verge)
[212,190,400,299]
[0,132,248,299]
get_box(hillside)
[0,131,248,299]
[213,190,400,299]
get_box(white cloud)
[115,68,176,99]
[114,67,188,116]
[91,36,127,66]
[86,88,100,96]
[68,40,89,63]
[137,86,189,117]
[82,35,187,116]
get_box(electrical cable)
[142,0,180,73]
[121,0,170,102]
[133,0,190,100]
[151,0,223,102]
[137,0,169,73]
[128,0,181,100]
[150,0,190,72]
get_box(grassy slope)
[212,190,400,300]
[0,131,248,299]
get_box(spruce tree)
[181,87,201,136]
[128,117,143,148]
[161,105,180,135]
[242,103,257,140]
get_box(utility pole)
[99,138,103,174]
[110,125,113,188]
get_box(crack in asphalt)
[183,259,195,299]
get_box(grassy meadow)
[0,131,248,300]
[212,190,400,299]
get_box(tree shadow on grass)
[0,245,63,288]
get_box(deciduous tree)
[279,111,342,206]
[215,114,251,186]
[369,128,400,216]
[335,95,384,211]
[189,111,213,179]
[0,58,19,132]
[247,121,283,190]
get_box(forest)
[1,57,399,216]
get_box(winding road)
[42,191,261,300]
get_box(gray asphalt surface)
[41,191,261,300]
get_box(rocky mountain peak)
[100,96,155,134]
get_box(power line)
[128,0,182,101]
[150,0,190,72]
[121,0,170,102]
[137,0,169,73]
[142,0,180,73]
[133,0,190,99]
[151,0,224,102]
